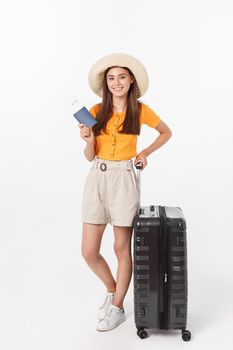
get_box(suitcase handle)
[135,161,143,208]
[135,161,143,170]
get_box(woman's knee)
[81,246,99,263]
[113,241,131,259]
[81,223,106,263]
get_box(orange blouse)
[89,103,161,160]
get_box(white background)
[0,0,233,349]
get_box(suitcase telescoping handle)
[135,161,143,208]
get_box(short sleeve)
[140,103,161,128]
[89,104,100,118]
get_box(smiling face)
[106,66,134,98]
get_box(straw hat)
[88,53,149,98]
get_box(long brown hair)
[92,66,141,136]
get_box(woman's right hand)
[78,123,95,143]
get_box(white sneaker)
[96,304,126,331]
[97,292,116,320]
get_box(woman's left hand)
[134,151,148,170]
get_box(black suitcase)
[133,164,191,341]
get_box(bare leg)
[81,223,116,292]
[112,225,133,309]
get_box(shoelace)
[103,306,115,322]
[101,295,113,309]
[103,306,124,324]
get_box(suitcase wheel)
[137,327,148,339]
[182,329,191,342]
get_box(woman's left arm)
[134,120,172,169]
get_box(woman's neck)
[112,96,127,112]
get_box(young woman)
[79,53,172,332]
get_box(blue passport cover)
[73,106,97,128]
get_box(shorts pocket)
[127,168,138,194]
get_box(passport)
[73,106,97,128]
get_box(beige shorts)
[81,158,139,227]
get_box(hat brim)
[88,53,149,98]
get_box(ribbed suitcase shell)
[133,205,189,338]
